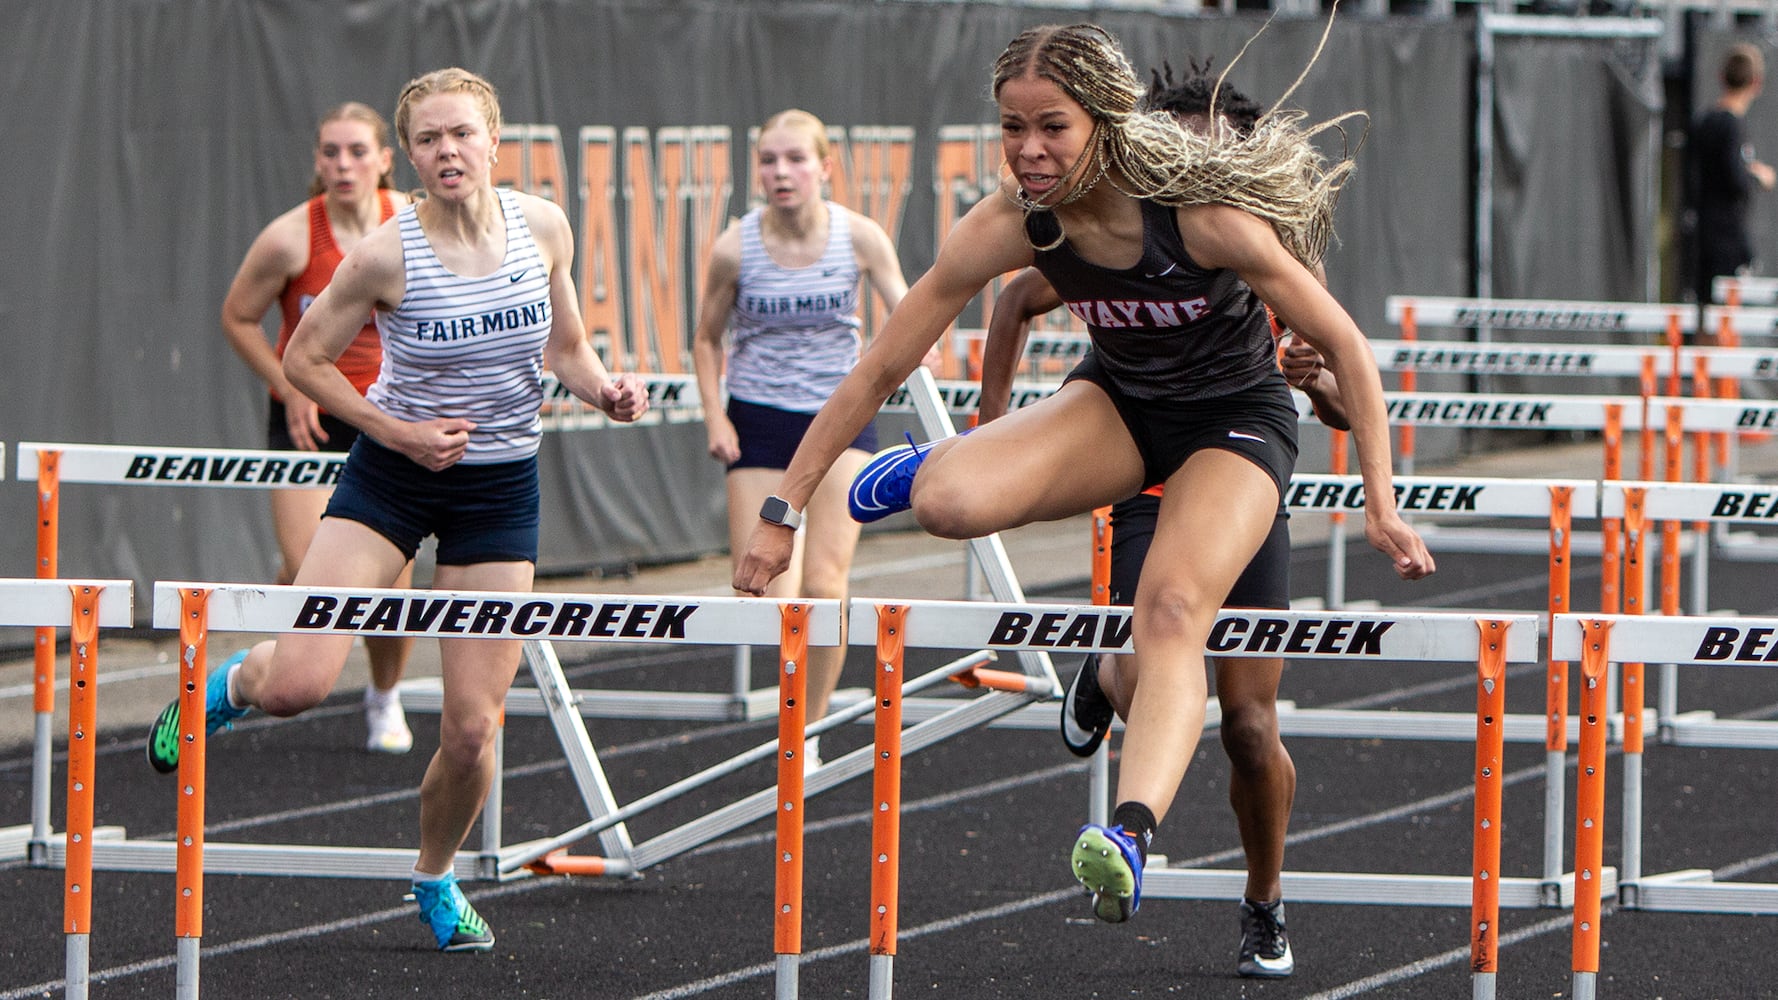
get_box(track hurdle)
[1713,274,1778,306]
[1600,479,1778,749]
[840,600,1540,1000]
[139,583,872,881]
[1551,613,1778,1000]
[0,578,133,1000]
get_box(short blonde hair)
[759,108,831,162]
[394,67,502,154]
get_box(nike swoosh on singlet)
[509,270,528,282]
[1144,262,1178,279]
[1227,431,1266,443]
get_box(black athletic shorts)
[1063,352,1298,501]
[267,398,364,453]
[324,436,540,565]
[726,396,877,471]
[1108,491,1290,611]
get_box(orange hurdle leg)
[175,588,211,1000]
[869,605,907,999]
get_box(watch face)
[762,496,795,526]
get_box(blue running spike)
[848,432,930,524]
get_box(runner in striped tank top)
[148,68,648,955]
[692,109,914,764]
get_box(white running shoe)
[365,689,414,754]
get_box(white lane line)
[616,756,1574,999]
[1296,910,1581,1000]
[0,662,179,700]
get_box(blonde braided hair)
[992,20,1361,270]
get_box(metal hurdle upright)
[0,578,134,1000]
[838,600,1540,1000]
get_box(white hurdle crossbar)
[0,579,133,1000]
[1712,275,1778,306]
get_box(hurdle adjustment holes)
[1478,870,1490,880]
[783,802,794,812]
[72,781,83,793]
[1477,921,1489,932]
[881,698,892,708]
[182,888,193,898]
[71,832,82,843]
[880,751,890,759]
[783,852,793,862]
[1584,766,1596,776]
[183,785,195,796]
[1583,818,1594,829]
[785,698,796,708]
[782,904,792,914]
[784,662,797,675]
[1580,921,1591,931]
[877,905,887,915]
[1481,767,1493,777]
[879,803,889,812]
[71,884,81,894]
[877,853,888,863]
[183,836,193,846]
[1480,819,1491,830]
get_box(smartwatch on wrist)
[759,495,804,530]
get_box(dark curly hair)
[1146,58,1265,138]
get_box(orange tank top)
[273,190,394,400]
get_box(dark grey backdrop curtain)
[2,1,1639,625]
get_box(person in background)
[1691,42,1775,325]
[153,68,649,954]
[220,101,417,755]
[692,109,911,769]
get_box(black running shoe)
[1238,898,1294,979]
[1059,654,1113,757]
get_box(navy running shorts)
[324,436,540,565]
[1108,491,1290,612]
[267,399,363,453]
[726,396,877,471]
[1063,351,1298,501]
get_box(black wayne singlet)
[1028,200,1277,402]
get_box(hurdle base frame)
[1658,709,1778,749]
[1618,869,1778,913]
[1142,865,1616,909]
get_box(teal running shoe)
[146,649,251,774]
[410,873,496,952]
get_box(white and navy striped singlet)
[370,188,551,464]
[724,202,862,413]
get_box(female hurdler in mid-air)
[732,21,1433,936]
